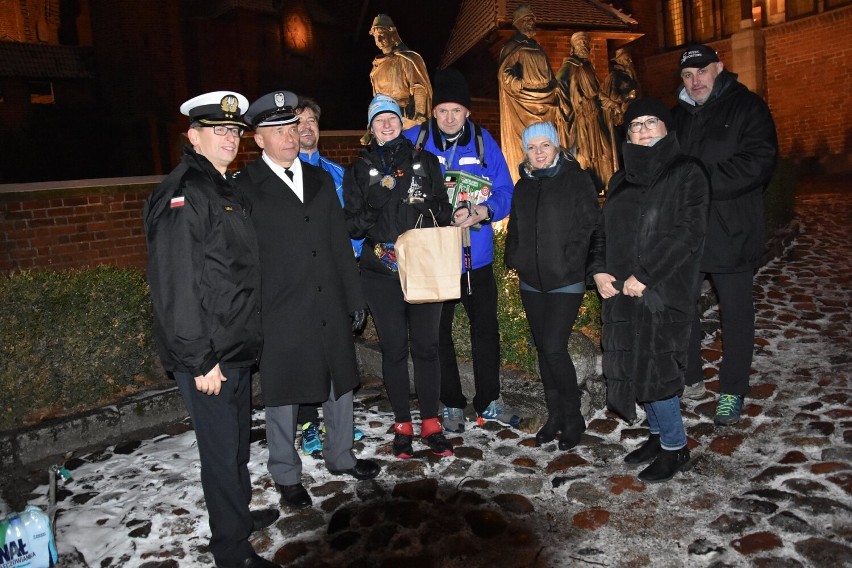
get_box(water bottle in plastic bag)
[0,505,57,568]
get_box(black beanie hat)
[623,98,674,130]
[432,68,472,111]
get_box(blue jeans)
[645,395,687,450]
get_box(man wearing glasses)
[144,91,281,567]
[672,45,778,426]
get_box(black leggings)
[520,290,584,404]
[362,270,442,423]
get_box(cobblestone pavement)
[31,179,852,567]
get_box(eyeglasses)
[208,125,245,137]
[628,118,661,133]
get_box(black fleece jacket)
[504,153,600,292]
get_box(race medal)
[380,174,397,189]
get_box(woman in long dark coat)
[504,121,600,451]
[589,98,710,483]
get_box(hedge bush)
[0,266,165,430]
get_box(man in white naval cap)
[144,91,281,568]
[235,90,378,512]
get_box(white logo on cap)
[681,50,701,64]
[274,92,286,108]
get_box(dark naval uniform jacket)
[144,146,262,376]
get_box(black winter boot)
[624,433,662,465]
[535,389,563,446]
[557,396,586,451]
[638,446,692,483]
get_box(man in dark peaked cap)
[144,91,281,568]
[235,90,379,512]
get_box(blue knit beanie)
[367,94,402,126]
[522,121,559,149]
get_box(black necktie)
[284,168,294,181]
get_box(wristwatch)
[482,204,494,223]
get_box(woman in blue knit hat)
[343,94,454,459]
[504,121,600,450]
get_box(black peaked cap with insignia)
[245,90,300,129]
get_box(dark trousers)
[439,264,501,414]
[296,403,320,426]
[687,270,755,396]
[363,270,442,422]
[520,290,584,402]
[174,367,254,566]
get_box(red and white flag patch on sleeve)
[170,196,186,208]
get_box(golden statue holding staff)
[369,14,432,131]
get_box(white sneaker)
[442,406,466,433]
[682,382,708,400]
[479,398,522,428]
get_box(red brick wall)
[0,115,522,276]
[0,180,157,273]
[764,7,852,157]
[638,6,852,160]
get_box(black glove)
[453,200,473,225]
[411,198,437,217]
[351,309,367,333]
[641,289,665,314]
[367,184,392,209]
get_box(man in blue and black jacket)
[403,68,520,432]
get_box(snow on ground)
[2,186,850,568]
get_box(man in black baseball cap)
[677,44,722,105]
[672,44,778,427]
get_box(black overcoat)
[672,70,777,273]
[588,134,710,421]
[236,158,366,406]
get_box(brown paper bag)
[395,217,462,304]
